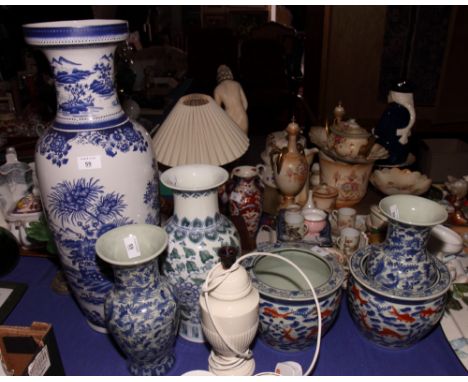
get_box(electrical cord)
[201,251,322,376]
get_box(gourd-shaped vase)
[366,195,448,292]
[23,20,160,332]
[270,119,308,209]
[160,164,241,343]
[229,165,263,241]
[96,225,178,376]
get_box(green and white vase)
[160,164,241,343]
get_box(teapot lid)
[330,118,370,139]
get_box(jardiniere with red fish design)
[245,242,345,352]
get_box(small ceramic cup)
[331,207,357,231]
[303,209,327,238]
[337,227,367,257]
[284,212,307,241]
[369,204,388,230]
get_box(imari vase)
[229,165,263,241]
[160,164,241,343]
[23,20,160,332]
[96,225,178,376]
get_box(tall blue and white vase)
[23,20,160,332]
[95,225,178,376]
[160,164,241,343]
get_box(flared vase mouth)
[160,164,228,192]
[95,224,168,267]
[379,194,447,227]
[23,19,128,46]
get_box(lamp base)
[208,351,255,376]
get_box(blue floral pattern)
[106,261,178,376]
[47,177,134,327]
[143,159,160,225]
[366,220,437,291]
[37,122,148,167]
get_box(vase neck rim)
[23,19,128,46]
[161,164,228,192]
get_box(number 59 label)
[77,155,102,170]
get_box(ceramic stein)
[331,207,357,232]
[284,211,307,241]
[303,209,327,239]
[337,227,366,257]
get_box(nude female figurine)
[214,65,249,135]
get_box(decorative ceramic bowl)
[347,247,450,348]
[244,243,345,352]
[370,168,432,196]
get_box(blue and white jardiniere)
[245,243,345,352]
[366,194,447,292]
[348,245,450,348]
[95,224,178,376]
[160,164,241,343]
[23,20,160,332]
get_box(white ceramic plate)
[441,255,468,371]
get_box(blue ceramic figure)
[374,80,416,166]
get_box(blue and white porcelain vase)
[23,20,160,332]
[95,224,178,376]
[160,164,241,343]
[366,195,448,292]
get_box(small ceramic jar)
[312,184,338,212]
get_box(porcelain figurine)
[23,20,160,332]
[374,80,415,166]
[214,65,248,135]
[229,166,263,241]
[160,164,241,343]
[95,225,178,376]
[6,192,43,249]
[0,147,33,216]
[270,119,309,209]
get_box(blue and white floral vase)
[95,224,178,376]
[366,195,448,292]
[160,164,241,343]
[23,20,160,332]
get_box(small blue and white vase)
[23,20,160,332]
[366,195,448,292]
[160,164,241,343]
[95,224,178,376]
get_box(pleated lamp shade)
[152,93,249,166]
